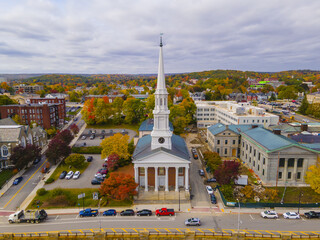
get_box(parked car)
[73,171,81,179]
[79,208,98,217]
[101,130,106,134]
[210,194,217,204]
[206,177,217,183]
[121,129,126,134]
[13,176,23,185]
[155,208,175,216]
[81,135,86,140]
[88,130,92,134]
[65,171,74,180]
[102,162,108,168]
[87,156,93,162]
[90,134,95,140]
[94,174,105,181]
[304,211,320,219]
[97,168,108,175]
[120,209,135,216]
[260,210,278,219]
[109,130,113,134]
[92,130,96,134]
[199,169,205,176]
[74,118,78,121]
[185,218,201,226]
[206,186,214,195]
[283,212,300,219]
[33,158,41,165]
[193,152,198,159]
[100,135,105,139]
[103,209,117,216]
[91,178,103,185]
[59,171,67,179]
[137,209,152,216]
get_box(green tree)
[12,114,22,125]
[299,94,309,115]
[269,93,276,101]
[112,97,124,125]
[123,98,146,124]
[10,144,42,170]
[94,98,112,124]
[203,151,222,173]
[100,133,130,160]
[64,154,85,168]
[0,95,17,105]
[145,94,155,118]
[172,116,188,134]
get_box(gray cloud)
[0,0,319,74]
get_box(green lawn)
[47,161,90,183]
[267,187,320,204]
[68,108,82,116]
[0,169,14,189]
[28,188,132,209]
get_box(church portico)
[134,164,189,192]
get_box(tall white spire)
[151,35,172,150]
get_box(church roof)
[0,117,18,126]
[133,134,190,161]
[139,119,174,132]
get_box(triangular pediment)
[216,129,238,137]
[133,150,190,164]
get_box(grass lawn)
[0,169,14,189]
[267,186,320,204]
[68,108,82,116]
[28,188,132,209]
[47,161,90,183]
[115,163,134,177]
[87,122,139,134]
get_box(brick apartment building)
[0,104,63,129]
[30,97,66,119]
[13,84,43,94]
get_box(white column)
[165,167,169,191]
[155,167,158,192]
[144,167,148,191]
[185,166,189,191]
[134,167,139,184]
[175,167,179,191]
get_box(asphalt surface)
[1,212,320,234]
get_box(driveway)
[44,154,103,190]
[75,128,137,147]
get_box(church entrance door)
[159,176,165,187]
[139,176,145,187]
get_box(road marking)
[265,230,273,235]
[55,216,59,220]
[164,228,170,233]
[121,228,127,233]
[197,229,204,233]
[298,231,308,235]
[249,214,254,220]
[154,228,160,233]
[111,228,115,232]
[79,230,83,234]
[254,230,261,234]
[132,228,138,233]
[3,160,47,208]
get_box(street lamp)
[298,190,303,214]
[178,187,180,212]
[98,198,102,232]
[237,199,240,233]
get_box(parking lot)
[44,154,103,190]
[75,128,137,147]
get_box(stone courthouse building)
[132,38,191,193]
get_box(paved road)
[0,157,47,211]
[1,212,319,234]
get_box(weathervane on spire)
[160,33,163,47]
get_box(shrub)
[45,177,55,184]
[51,188,65,197]
[12,169,18,175]
[72,146,102,154]
[37,188,48,196]
[220,185,234,201]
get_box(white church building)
[132,38,191,193]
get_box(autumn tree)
[10,144,42,170]
[65,154,85,168]
[203,151,222,173]
[240,185,254,201]
[46,138,71,165]
[12,114,22,125]
[106,153,120,171]
[100,133,130,160]
[99,172,138,200]
[69,124,79,135]
[305,160,320,194]
[123,98,146,124]
[56,129,73,145]
[112,97,124,124]
[214,160,240,185]
[94,98,112,124]
[145,94,155,118]
[0,95,17,105]
[81,98,96,125]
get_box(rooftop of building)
[132,134,190,161]
[139,119,174,132]
[0,117,18,126]
[207,123,261,136]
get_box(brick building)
[30,97,66,120]
[13,84,43,94]
[0,104,62,129]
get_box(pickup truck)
[8,209,47,224]
[155,208,175,216]
[304,211,320,219]
[79,208,99,217]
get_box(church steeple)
[151,35,172,150]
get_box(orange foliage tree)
[99,172,138,201]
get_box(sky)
[0,0,319,74]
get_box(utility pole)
[298,190,303,214]
[237,199,240,233]
[178,188,180,212]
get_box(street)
[0,212,319,234]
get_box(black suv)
[120,209,135,216]
[87,156,93,162]
[137,209,152,216]
[210,194,217,204]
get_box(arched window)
[2,146,9,157]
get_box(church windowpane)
[178,167,183,174]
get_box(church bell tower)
[151,36,172,150]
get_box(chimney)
[273,129,281,135]
[301,123,308,132]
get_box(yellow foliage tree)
[100,133,130,160]
[305,160,320,194]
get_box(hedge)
[71,146,102,154]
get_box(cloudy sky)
[0,0,319,74]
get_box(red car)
[155,208,175,216]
